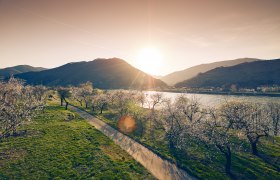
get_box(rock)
[65,112,75,121]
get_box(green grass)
[0,105,154,179]
[81,107,280,179]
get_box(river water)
[144,91,280,108]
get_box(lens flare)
[118,116,136,133]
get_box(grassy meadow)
[0,104,154,179]
[79,106,280,179]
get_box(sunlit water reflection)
[144,91,280,108]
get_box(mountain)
[0,65,47,78]
[161,58,260,85]
[15,58,167,89]
[152,75,163,79]
[175,59,280,89]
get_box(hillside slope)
[175,59,280,88]
[0,65,46,77]
[16,58,167,89]
[161,58,260,85]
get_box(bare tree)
[160,95,204,150]
[79,82,93,108]
[195,107,235,175]
[71,87,84,107]
[33,85,48,111]
[221,101,271,156]
[149,92,164,111]
[174,94,203,123]
[161,98,184,149]
[0,78,44,138]
[57,88,71,110]
[135,92,147,108]
[95,93,109,114]
[267,102,280,136]
[90,89,100,112]
[33,85,48,101]
[109,90,132,115]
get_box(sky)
[0,0,280,76]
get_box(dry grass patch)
[100,145,132,162]
[0,149,27,167]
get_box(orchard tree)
[71,87,84,107]
[80,82,93,108]
[173,95,203,123]
[221,101,271,156]
[245,104,271,155]
[195,107,236,175]
[91,89,102,112]
[160,95,204,150]
[57,88,71,110]
[125,100,148,137]
[135,92,147,108]
[109,90,132,115]
[161,98,184,149]
[0,78,44,138]
[95,93,109,114]
[33,85,48,111]
[148,92,164,111]
[267,102,280,136]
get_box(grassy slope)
[78,106,280,179]
[0,105,154,179]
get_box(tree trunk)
[12,124,17,136]
[274,123,279,136]
[217,144,232,175]
[225,147,232,175]
[168,135,176,152]
[251,141,258,156]
[247,135,259,156]
[100,104,105,114]
[65,101,69,110]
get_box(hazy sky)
[1,0,280,75]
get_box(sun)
[135,47,163,75]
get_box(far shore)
[154,89,280,97]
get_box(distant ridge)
[0,65,47,78]
[161,58,260,85]
[175,59,280,89]
[15,58,167,89]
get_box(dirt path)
[69,105,196,180]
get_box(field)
[80,106,280,179]
[0,105,154,179]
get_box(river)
[144,91,280,107]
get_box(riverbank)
[159,89,280,97]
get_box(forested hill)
[15,58,167,89]
[0,65,46,78]
[175,59,280,88]
[161,58,260,85]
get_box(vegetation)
[0,79,153,179]
[67,87,280,179]
[1,78,280,179]
[0,105,154,179]
[57,88,71,110]
[0,78,47,138]
[176,58,280,89]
